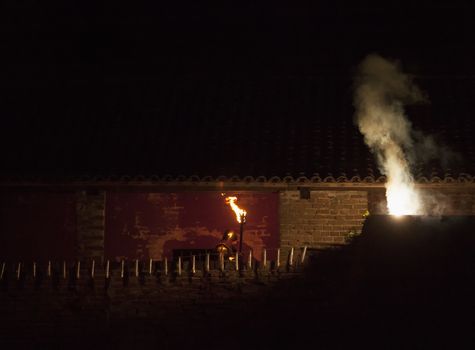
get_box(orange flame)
[225,196,247,223]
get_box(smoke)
[353,54,428,215]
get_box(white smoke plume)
[353,54,428,215]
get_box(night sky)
[1,2,475,177]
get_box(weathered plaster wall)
[104,192,279,261]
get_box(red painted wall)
[105,192,279,261]
[0,193,77,261]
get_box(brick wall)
[279,190,368,259]
[76,191,105,260]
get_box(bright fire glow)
[387,184,421,216]
[385,151,422,216]
[353,54,428,218]
[225,196,247,223]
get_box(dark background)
[1,1,474,177]
[1,4,475,347]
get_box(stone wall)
[279,190,368,259]
[0,262,301,349]
[76,190,105,260]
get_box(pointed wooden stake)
[0,262,5,280]
[301,246,307,264]
[177,256,182,276]
[91,260,95,279]
[16,262,21,281]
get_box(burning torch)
[225,196,247,253]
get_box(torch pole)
[239,214,246,253]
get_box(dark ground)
[1,216,475,349]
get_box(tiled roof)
[1,75,475,183]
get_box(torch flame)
[225,196,247,223]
